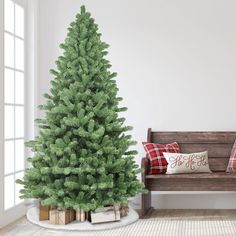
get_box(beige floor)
[1,210,236,236]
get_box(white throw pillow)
[163,151,212,174]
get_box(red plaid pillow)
[226,140,236,173]
[142,142,180,174]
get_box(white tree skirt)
[26,206,139,231]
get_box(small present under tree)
[17,5,144,212]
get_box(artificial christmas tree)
[17,5,144,215]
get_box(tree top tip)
[80,5,86,14]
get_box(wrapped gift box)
[49,209,75,225]
[89,205,120,224]
[39,202,50,221]
[76,209,86,222]
[120,205,129,217]
[69,209,75,221]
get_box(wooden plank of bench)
[146,172,236,179]
[151,132,236,144]
[180,143,232,157]
[208,158,228,171]
[146,178,236,191]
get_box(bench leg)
[141,157,153,218]
[140,191,153,218]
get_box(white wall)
[38,0,236,209]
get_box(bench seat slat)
[146,172,236,179]
[146,178,236,191]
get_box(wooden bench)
[141,128,236,217]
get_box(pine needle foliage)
[17,5,145,212]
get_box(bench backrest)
[148,129,236,172]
